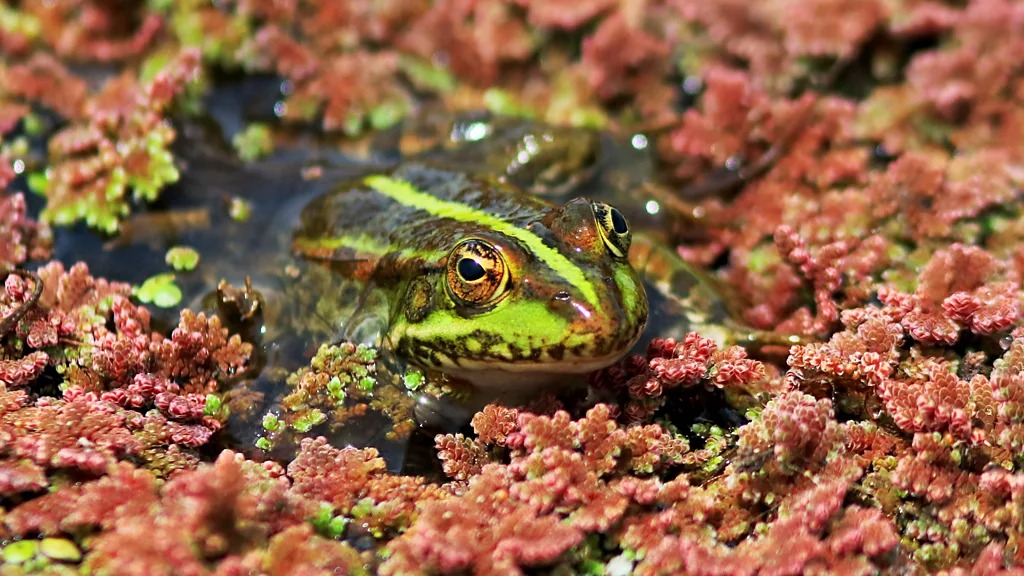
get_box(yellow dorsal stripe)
[364,174,599,306]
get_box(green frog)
[291,164,648,389]
[286,114,749,397]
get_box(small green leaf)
[165,245,200,271]
[228,196,253,222]
[292,409,326,433]
[39,538,81,562]
[27,171,48,195]
[403,370,424,391]
[204,394,224,417]
[327,376,345,402]
[368,101,406,131]
[350,497,374,518]
[2,540,39,564]
[483,88,535,118]
[255,436,273,451]
[135,273,183,308]
[399,56,456,92]
[232,123,274,162]
[262,413,281,432]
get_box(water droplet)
[274,101,287,118]
[682,76,703,95]
[645,200,660,215]
[631,134,648,150]
[464,121,489,142]
[1000,335,1013,350]
[12,159,24,174]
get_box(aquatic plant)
[1,0,1024,573]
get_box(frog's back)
[293,162,553,265]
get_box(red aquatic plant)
[5,452,362,576]
[36,49,200,232]
[386,404,692,574]
[590,333,767,422]
[1,0,1024,573]
[288,437,445,536]
[881,243,1019,345]
[0,53,88,122]
[0,194,52,273]
[18,1,163,62]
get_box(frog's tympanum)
[292,163,649,389]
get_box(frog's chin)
[441,350,631,390]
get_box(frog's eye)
[447,239,510,307]
[592,201,631,258]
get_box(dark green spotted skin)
[293,162,648,388]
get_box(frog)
[290,163,649,391]
[286,112,786,403]
[363,113,791,353]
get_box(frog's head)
[388,197,648,388]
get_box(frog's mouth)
[428,338,639,389]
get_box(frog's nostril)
[553,290,571,301]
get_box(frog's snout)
[547,288,630,338]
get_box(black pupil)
[610,208,628,234]
[458,258,486,281]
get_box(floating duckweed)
[165,245,200,271]
[203,394,223,417]
[350,497,374,519]
[2,540,39,564]
[254,436,273,451]
[326,376,345,402]
[136,273,183,308]
[310,503,349,539]
[262,413,281,432]
[39,538,81,562]
[0,6,40,38]
[26,171,48,197]
[228,196,253,222]
[134,274,178,306]
[403,369,424,391]
[292,409,326,433]
[232,123,274,162]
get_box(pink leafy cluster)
[590,332,768,422]
[0,261,251,486]
[3,262,251,397]
[0,193,51,272]
[210,0,681,131]
[386,404,689,575]
[4,453,365,576]
[288,437,447,536]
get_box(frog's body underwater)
[291,162,649,389]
